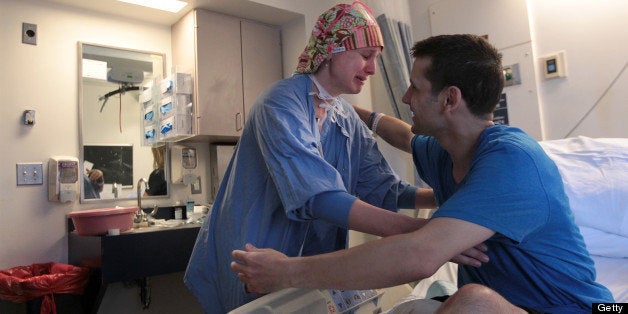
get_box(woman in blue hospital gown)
[184,1,433,312]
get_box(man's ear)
[441,86,462,112]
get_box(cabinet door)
[241,20,282,123]
[195,10,243,138]
[172,11,196,77]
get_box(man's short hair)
[411,34,504,116]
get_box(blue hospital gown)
[184,74,413,313]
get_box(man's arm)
[352,105,414,153]
[232,217,494,293]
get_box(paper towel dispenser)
[48,156,79,203]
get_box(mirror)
[79,42,168,202]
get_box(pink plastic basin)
[68,207,138,236]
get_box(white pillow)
[539,136,628,237]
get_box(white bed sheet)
[383,263,457,314]
[592,255,628,302]
[406,263,457,300]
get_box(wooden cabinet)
[172,9,282,141]
[241,19,283,122]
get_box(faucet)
[135,178,158,226]
[112,182,119,199]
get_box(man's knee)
[442,283,494,306]
[437,284,525,314]
[452,283,495,299]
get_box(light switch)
[16,163,43,185]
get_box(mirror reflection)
[79,43,167,202]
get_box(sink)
[67,206,138,236]
[124,220,193,233]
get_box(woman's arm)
[416,187,437,209]
[352,104,414,153]
[347,198,428,236]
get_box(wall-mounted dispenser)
[171,145,198,185]
[48,156,79,203]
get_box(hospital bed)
[231,136,627,313]
[539,136,628,303]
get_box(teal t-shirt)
[412,125,614,313]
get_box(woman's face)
[327,46,381,95]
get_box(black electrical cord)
[98,84,140,112]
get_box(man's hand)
[451,243,489,267]
[231,243,292,294]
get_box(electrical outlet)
[191,177,202,194]
[22,23,37,45]
[16,163,43,185]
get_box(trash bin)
[0,262,90,314]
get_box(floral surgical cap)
[295,1,384,74]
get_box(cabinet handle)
[235,112,243,131]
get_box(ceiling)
[43,0,302,26]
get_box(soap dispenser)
[185,197,194,222]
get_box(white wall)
[408,0,628,140]
[528,0,628,139]
[0,0,163,270]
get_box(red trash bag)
[0,263,90,314]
